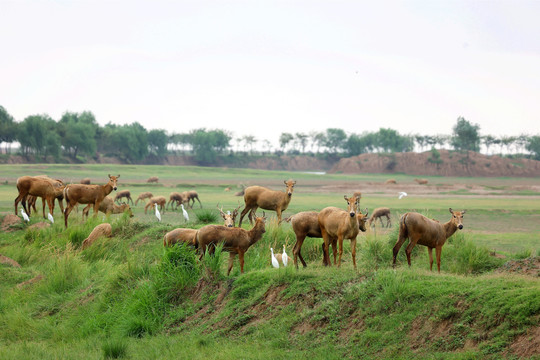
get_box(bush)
[194,209,218,224]
[102,338,128,359]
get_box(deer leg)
[321,228,331,266]
[227,252,236,276]
[337,236,344,268]
[46,197,54,219]
[248,207,258,225]
[276,208,282,224]
[351,238,357,270]
[293,235,306,269]
[82,204,92,220]
[428,247,434,271]
[57,197,64,216]
[238,206,251,227]
[331,238,338,265]
[64,203,75,228]
[238,251,245,274]
[42,198,47,218]
[435,246,442,273]
[379,217,384,227]
[405,237,419,267]
[392,234,408,267]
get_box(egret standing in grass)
[47,212,54,224]
[181,203,189,222]
[154,203,161,222]
[270,248,279,268]
[20,208,29,222]
[282,245,288,267]
[398,191,408,199]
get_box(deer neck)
[443,220,458,240]
[248,223,265,245]
[102,182,114,196]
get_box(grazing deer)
[15,176,65,218]
[147,176,159,183]
[114,190,133,205]
[186,190,202,209]
[196,213,267,275]
[385,179,397,184]
[318,194,362,268]
[238,179,296,226]
[368,207,391,228]
[144,196,166,214]
[163,228,198,247]
[80,178,91,185]
[414,178,428,185]
[217,204,242,227]
[392,208,466,273]
[63,174,120,228]
[135,192,153,206]
[166,192,188,211]
[291,209,368,269]
[82,196,133,219]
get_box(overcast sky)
[2,0,539,147]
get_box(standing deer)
[196,213,267,275]
[114,190,133,205]
[238,179,296,226]
[186,190,202,209]
[166,192,188,210]
[14,176,65,218]
[291,209,368,269]
[392,208,466,273]
[144,196,166,214]
[414,178,428,185]
[368,207,391,228]
[135,192,153,206]
[80,178,91,184]
[318,194,361,268]
[147,176,159,183]
[63,174,120,228]
[217,204,242,227]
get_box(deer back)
[291,211,322,238]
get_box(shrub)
[102,338,128,359]
[194,209,218,224]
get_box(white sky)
[2,0,539,147]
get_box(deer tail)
[399,213,409,240]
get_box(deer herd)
[13,174,465,274]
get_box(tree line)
[1,106,540,164]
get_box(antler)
[216,203,226,217]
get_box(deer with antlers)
[217,204,242,227]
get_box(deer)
[414,178,428,185]
[318,194,362,269]
[291,208,368,269]
[166,192,188,210]
[63,174,120,228]
[385,179,397,184]
[135,192,153,206]
[80,178,91,184]
[196,213,267,275]
[163,228,198,247]
[217,204,242,227]
[144,196,166,214]
[392,208,466,273]
[114,190,133,205]
[147,176,159,183]
[14,175,65,219]
[81,196,133,219]
[238,179,296,226]
[186,190,202,209]
[368,207,391,228]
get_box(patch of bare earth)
[28,222,50,231]
[16,274,44,289]
[1,214,22,232]
[509,325,540,358]
[497,257,540,277]
[0,254,21,268]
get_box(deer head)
[284,179,296,197]
[449,208,466,230]
[344,194,359,218]
[108,174,120,191]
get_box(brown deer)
[196,213,267,275]
[14,176,65,218]
[291,209,368,269]
[166,192,187,210]
[63,174,120,228]
[368,207,391,228]
[186,190,202,209]
[392,208,466,273]
[238,179,296,226]
[217,204,242,227]
[114,190,133,205]
[163,228,198,247]
[147,176,159,183]
[144,196,166,214]
[318,194,362,268]
[385,179,397,184]
[135,192,153,206]
[414,178,428,185]
[80,178,91,185]
[82,196,133,219]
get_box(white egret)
[270,248,279,268]
[48,212,54,224]
[181,204,189,222]
[282,245,288,267]
[20,208,30,222]
[398,191,408,199]
[154,203,161,222]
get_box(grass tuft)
[102,338,128,359]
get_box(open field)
[1,164,539,359]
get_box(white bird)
[282,245,288,267]
[20,208,30,222]
[181,204,189,222]
[48,212,54,224]
[398,191,408,199]
[270,248,279,268]
[154,203,161,222]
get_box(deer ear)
[117,174,120,178]
[108,174,111,178]
[344,195,348,201]
[461,210,466,215]
[363,208,369,216]
[284,180,287,185]
[449,208,453,214]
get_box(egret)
[20,208,30,222]
[48,212,54,224]
[154,203,161,222]
[282,245,288,267]
[270,248,279,268]
[398,191,408,199]
[181,204,189,222]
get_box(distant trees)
[526,136,540,160]
[57,111,98,158]
[0,106,17,153]
[17,114,61,159]
[189,128,231,165]
[451,116,481,153]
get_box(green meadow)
[0,164,539,359]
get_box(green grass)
[0,164,539,359]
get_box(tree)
[324,128,346,153]
[98,122,148,162]
[294,133,308,153]
[374,128,414,153]
[526,136,540,160]
[345,133,369,156]
[242,135,257,154]
[310,132,326,153]
[190,128,231,165]
[451,116,480,153]
[279,133,293,152]
[58,111,98,158]
[147,129,168,157]
[0,106,18,153]
[482,135,496,155]
[17,114,61,158]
